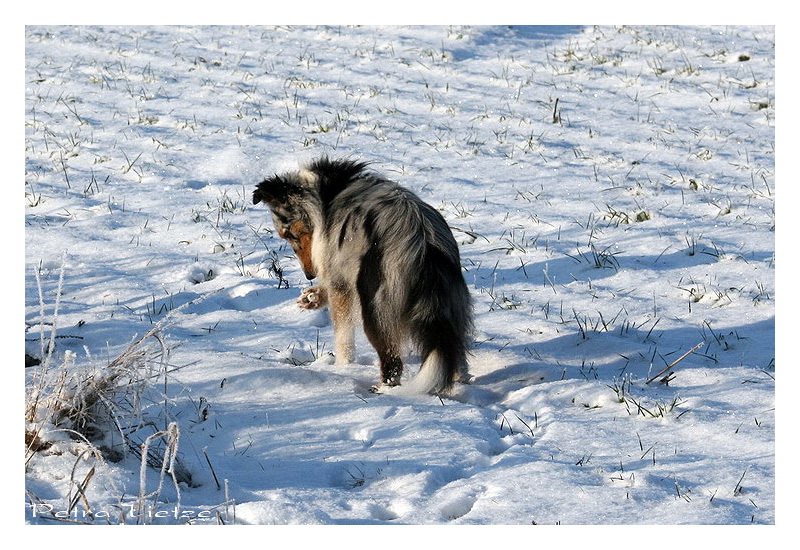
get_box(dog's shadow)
[447,359,547,408]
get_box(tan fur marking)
[281,220,316,279]
[294,232,315,278]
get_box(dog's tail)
[389,249,473,396]
[392,349,463,396]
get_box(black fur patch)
[311,157,373,208]
[253,175,300,206]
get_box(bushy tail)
[396,245,473,396]
[389,316,471,396]
[389,350,451,395]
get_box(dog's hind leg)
[354,256,404,390]
[328,285,356,364]
[359,301,403,390]
[363,326,403,391]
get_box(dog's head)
[253,174,317,280]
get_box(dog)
[253,157,472,394]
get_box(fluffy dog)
[253,157,472,394]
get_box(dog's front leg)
[328,287,356,364]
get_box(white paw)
[297,286,327,309]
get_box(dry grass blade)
[68,448,97,519]
[646,341,704,385]
[135,423,182,523]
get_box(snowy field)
[24,24,776,528]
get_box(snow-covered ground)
[24,25,775,526]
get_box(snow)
[24,24,776,529]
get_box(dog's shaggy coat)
[253,157,472,394]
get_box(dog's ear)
[253,175,298,206]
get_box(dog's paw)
[369,383,396,394]
[369,377,401,394]
[297,286,328,309]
